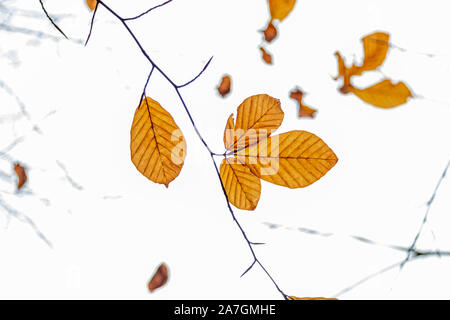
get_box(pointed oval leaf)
[224,114,236,150]
[229,94,284,151]
[220,158,261,210]
[269,0,297,22]
[237,131,338,189]
[351,79,412,108]
[130,97,186,187]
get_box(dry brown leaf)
[260,47,273,65]
[227,94,284,151]
[148,263,169,292]
[262,22,278,43]
[351,79,412,108]
[218,75,231,98]
[269,0,297,22]
[130,97,186,187]
[288,296,338,300]
[86,0,97,11]
[237,131,338,189]
[220,158,261,210]
[14,163,27,190]
[289,88,317,118]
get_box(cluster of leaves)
[220,94,337,210]
[334,32,412,108]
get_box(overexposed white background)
[1,0,450,299]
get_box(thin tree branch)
[84,0,99,46]
[91,0,288,299]
[177,56,214,89]
[123,0,174,21]
[401,160,450,268]
[38,0,67,39]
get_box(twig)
[123,0,174,21]
[38,0,67,39]
[400,160,450,268]
[90,0,288,299]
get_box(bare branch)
[38,0,67,39]
[84,1,99,46]
[177,56,214,89]
[401,160,450,268]
[123,0,174,21]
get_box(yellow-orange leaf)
[130,97,186,187]
[237,131,338,189]
[224,114,235,150]
[351,79,412,108]
[288,296,338,300]
[220,158,261,210]
[228,94,284,151]
[269,0,297,22]
[358,32,390,73]
[86,0,97,11]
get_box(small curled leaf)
[148,263,169,292]
[218,75,231,98]
[14,163,27,190]
[262,22,278,43]
[289,88,317,118]
[260,47,273,65]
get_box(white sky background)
[0,0,450,299]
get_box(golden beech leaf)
[228,94,284,151]
[219,158,261,210]
[289,88,317,118]
[223,114,235,150]
[130,97,186,187]
[14,163,27,190]
[260,47,273,65]
[237,131,338,189]
[218,75,231,98]
[288,296,338,300]
[269,0,297,22]
[351,79,412,108]
[86,0,97,11]
[148,263,169,292]
[262,22,278,43]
